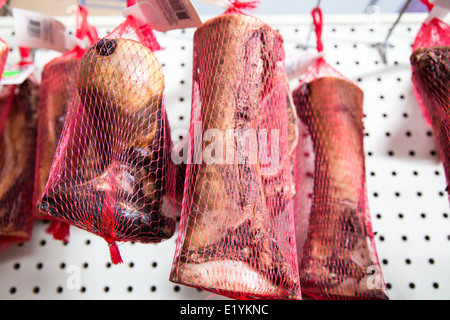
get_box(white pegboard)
[0,12,449,300]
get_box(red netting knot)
[106,239,123,265]
[226,0,260,13]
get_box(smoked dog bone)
[0,80,39,249]
[411,46,450,197]
[170,13,300,300]
[34,57,80,219]
[37,38,174,256]
[294,77,388,300]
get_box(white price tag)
[123,0,203,32]
[1,64,36,85]
[12,8,85,53]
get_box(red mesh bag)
[411,5,450,199]
[411,4,450,125]
[36,14,176,264]
[292,8,388,300]
[0,76,39,251]
[411,46,450,199]
[34,6,98,243]
[170,1,301,300]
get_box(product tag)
[123,0,202,32]
[12,8,86,53]
[1,63,36,85]
[286,51,325,81]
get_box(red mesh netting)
[412,18,450,125]
[411,46,450,202]
[169,9,301,300]
[34,47,87,243]
[36,17,177,264]
[293,57,389,300]
[34,6,98,243]
[0,79,39,251]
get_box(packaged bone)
[293,71,389,300]
[37,38,176,263]
[170,13,300,300]
[0,79,39,250]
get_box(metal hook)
[371,0,413,64]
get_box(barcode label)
[123,0,202,32]
[13,8,71,53]
[168,0,191,20]
[27,19,41,38]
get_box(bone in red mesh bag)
[34,5,98,243]
[0,74,39,251]
[37,14,176,264]
[411,1,450,126]
[292,7,388,300]
[170,1,301,300]
[410,4,450,201]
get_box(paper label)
[123,0,202,32]
[12,8,85,53]
[1,63,36,85]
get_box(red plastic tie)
[227,0,260,13]
[18,47,32,66]
[75,5,98,46]
[46,220,71,243]
[312,7,324,53]
[420,0,434,11]
[127,0,137,7]
[107,239,124,265]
